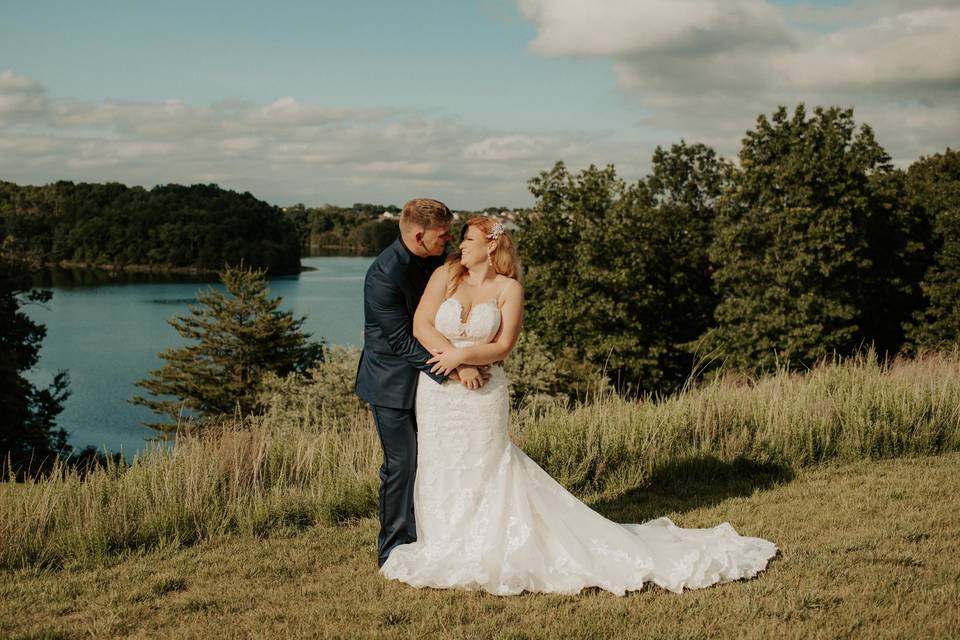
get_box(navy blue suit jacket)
[354,236,447,409]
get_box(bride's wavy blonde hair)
[445,217,522,297]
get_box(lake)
[22,256,374,459]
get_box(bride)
[379,217,778,596]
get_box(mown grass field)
[3,452,959,639]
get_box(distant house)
[447,209,522,229]
[496,210,519,231]
[379,211,399,220]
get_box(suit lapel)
[385,237,446,315]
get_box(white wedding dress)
[380,298,778,596]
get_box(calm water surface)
[23,256,373,459]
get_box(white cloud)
[776,8,960,89]
[464,135,550,161]
[0,70,49,120]
[520,0,791,57]
[0,70,44,93]
[519,0,960,164]
[58,100,217,137]
[0,71,646,207]
[254,96,378,128]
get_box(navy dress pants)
[370,405,418,567]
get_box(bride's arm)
[414,264,457,355]
[428,279,522,372]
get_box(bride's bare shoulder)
[424,263,454,295]
[494,275,523,301]
[429,262,452,281]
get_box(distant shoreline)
[36,260,317,274]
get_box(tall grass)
[518,349,960,496]
[2,348,959,570]
[0,409,381,570]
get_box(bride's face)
[459,225,494,268]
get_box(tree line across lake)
[1,103,958,478]
[0,182,303,275]
[0,180,511,273]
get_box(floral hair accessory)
[486,221,505,241]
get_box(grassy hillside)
[2,350,959,571]
[2,453,958,639]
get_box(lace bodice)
[434,297,501,348]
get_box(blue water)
[22,256,373,459]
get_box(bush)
[258,345,367,426]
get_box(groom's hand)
[457,365,491,390]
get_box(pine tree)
[130,262,324,434]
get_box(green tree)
[130,262,325,434]
[520,146,725,394]
[0,254,71,478]
[905,148,960,349]
[520,162,635,391]
[0,181,302,274]
[348,219,399,254]
[705,105,917,372]
[645,142,730,381]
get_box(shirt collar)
[395,234,425,266]
[395,233,447,268]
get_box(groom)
[355,197,490,567]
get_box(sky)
[1,0,957,209]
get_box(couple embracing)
[355,198,777,596]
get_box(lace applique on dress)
[434,297,501,347]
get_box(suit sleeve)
[366,268,447,385]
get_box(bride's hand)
[427,349,465,376]
[456,365,490,390]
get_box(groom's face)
[418,223,452,257]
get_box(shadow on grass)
[588,456,794,524]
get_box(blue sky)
[1,0,956,208]
[0,1,635,134]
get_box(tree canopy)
[519,141,727,393]
[0,181,302,275]
[518,104,957,394]
[0,255,71,478]
[905,149,960,350]
[705,105,925,371]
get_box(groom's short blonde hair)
[400,198,452,232]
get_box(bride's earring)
[488,254,493,266]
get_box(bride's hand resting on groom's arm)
[454,364,490,390]
[423,346,490,390]
[428,348,465,376]
[429,351,493,390]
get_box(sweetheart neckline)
[442,297,499,326]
